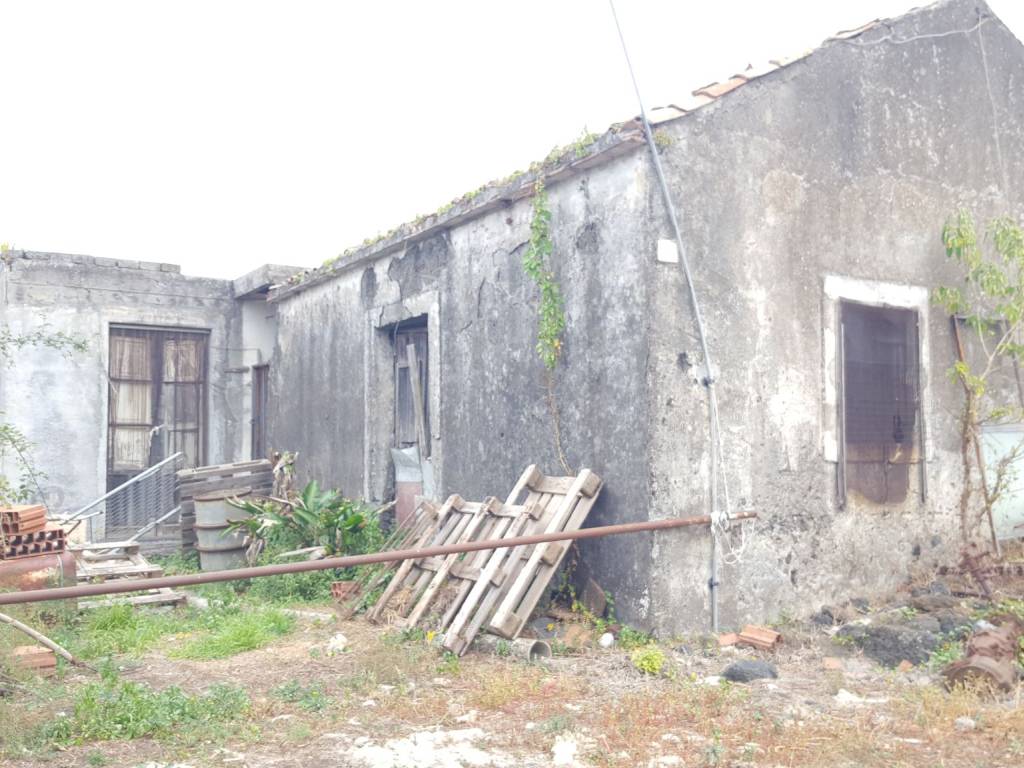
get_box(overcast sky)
[2,0,1021,279]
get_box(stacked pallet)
[70,540,186,609]
[177,460,273,550]
[1,505,66,560]
[365,466,603,656]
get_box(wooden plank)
[488,470,602,640]
[366,494,461,623]
[403,497,498,627]
[79,588,186,610]
[178,472,274,498]
[406,343,429,458]
[177,460,271,481]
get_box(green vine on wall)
[523,179,566,370]
[523,179,572,475]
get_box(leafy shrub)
[631,645,666,676]
[229,480,370,556]
[618,626,652,651]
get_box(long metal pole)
[0,513,756,606]
[606,0,726,631]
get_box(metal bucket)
[194,487,252,571]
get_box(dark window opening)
[107,326,208,492]
[840,302,920,505]
[251,364,269,460]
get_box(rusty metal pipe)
[0,512,756,606]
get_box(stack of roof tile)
[0,505,66,560]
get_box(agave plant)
[228,480,367,557]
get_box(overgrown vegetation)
[228,480,374,558]
[43,675,249,745]
[523,179,572,475]
[522,179,566,371]
[934,212,1024,543]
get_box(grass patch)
[169,608,294,660]
[272,679,331,712]
[60,604,187,659]
[42,675,249,745]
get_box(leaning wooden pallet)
[488,469,602,639]
[365,496,462,623]
[442,466,602,655]
[368,495,487,625]
[335,499,439,619]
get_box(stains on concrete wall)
[645,0,1024,633]
[268,0,1024,634]
[0,253,243,513]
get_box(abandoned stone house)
[3,0,1023,633]
[0,255,297,525]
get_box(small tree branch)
[0,611,94,672]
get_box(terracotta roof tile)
[647,105,689,125]
[732,61,779,81]
[693,76,748,100]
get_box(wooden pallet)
[367,494,486,625]
[334,499,440,620]
[363,465,603,656]
[177,459,273,550]
[72,543,186,608]
[443,467,602,654]
[487,469,602,639]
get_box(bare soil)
[4,583,1023,768]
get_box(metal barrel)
[194,487,251,570]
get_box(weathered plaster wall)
[270,152,658,613]
[0,252,242,513]
[269,0,1024,635]
[644,0,1024,633]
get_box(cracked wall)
[270,0,1024,633]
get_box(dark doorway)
[394,324,430,457]
[251,364,269,460]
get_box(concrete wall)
[644,0,1024,633]
[0,252,242,513]
[270,150,659,608]
[269,0,1024,634]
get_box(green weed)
[630,645,666,676]
[272,679,331,712]
[169,608,294,660]
[42,677,249,745]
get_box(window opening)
[107,326,208,492]
[839,301,920,505]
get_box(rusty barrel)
[194,488,251,571]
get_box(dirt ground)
[4,581,1024,768]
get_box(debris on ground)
[943,614,1024,692]
[717,624,782,651]
[721,659,778,683]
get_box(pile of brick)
[1,504,66,560]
